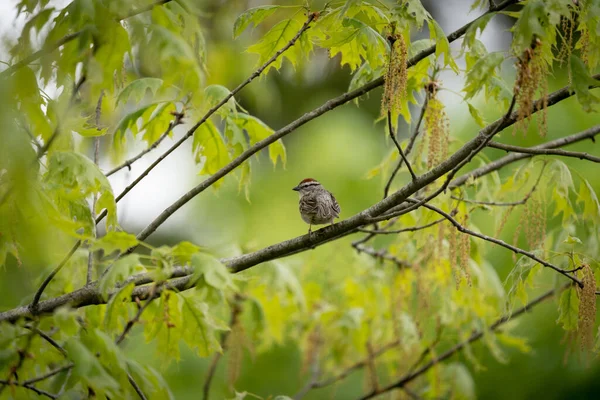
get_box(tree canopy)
[1,0,600,399]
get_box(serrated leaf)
[557,287,579,330]
[233,5,280,38]
[92,231,139,255]
[467,103,486,127]
[247,17,311,73]
[116,78,163,105]
[192,119,231,176]
[319,17,387,71]
[428,19,459,73]
[171,241,201,265]
[570,55,600,112]
[99,254,145,298]
[463,12,495,49]
[577,179,600,223]
[463,52,504,100]
[204,84,236,117]
[191,253,236,291]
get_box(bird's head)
[292,178,322,195]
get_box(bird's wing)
[329,191,341,216]
[300,195,318,215]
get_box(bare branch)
[356,284,569,400]
[115,290,159,345]
[388,110,417,180]
[384,95,428,198]
[488,140,600,163]
[358,217,446,234]
[128,373,148,400]
[352,243,412,269]
[412,199,583,286]
[105,112,185,177]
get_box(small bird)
[292,178,341,235]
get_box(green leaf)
[577,179,600,223]
[563,235,582,245]
[427,19,459,73]
[463,12,495,49]
[180,294,228,356]
[463,52,504,100]
[191,253,236,291]
[192,119,231,176]
[319,17,387,71]
[65,338,120,397]
[116,78,164,105]
[467,103,486,127]
[557,287,579,330]
[171,241,201,265]
[92,231,139,255]
[233,5,280,38]
[570,55,600,112]
[511,0,547,54]
[99,254,145,298]
[104,282,134,332]
[247,17,311,73]
[204,84,236,117]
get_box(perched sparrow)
[292,178,341,235]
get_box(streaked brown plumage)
[292,178,341,235]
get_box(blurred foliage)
[0,0,600,399]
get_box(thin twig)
[352,243,412,269]
[384,95,428,198]
[451,161,547,207]
[387,110,417,180]
[128,373,148,400]
[412,200,583,286]
[488,141,600,163]
[358,217,446,234]
[115,290,159,345]
[87,90,104,285]
[355,284,570,400]
[105,111,185,177]
[24,325,67,357]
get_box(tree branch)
[384,95,428,198]
[487,140,600,163]
[387,110,417,180]
[351,243,413,269]
[132,0,521,244]
[356,284,569,400]
[3,93,598,324]
[105,112,185,177]
[449,124,600,189]
[358,216,447,234]
[412,200,583,286]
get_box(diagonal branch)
[388,110,417,180]
[355,284,569,400]
[487,140,600,163]
[0,0,174,78]
[25,0,521,315]
[107,12,316,223]
[3,117,599,324]
[105,112,185,177]
[131,0,521,244]
[412,200,583,286]
[384,95,428,198]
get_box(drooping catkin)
[495,204,516,237]
[226,320,245,387]
[578,265,596,352]
[449,224,460,289]
[381,35,408,116]
[514,40,549,137]
[524,191,546,250]
[424,96,450,169]
[458,213,472,287]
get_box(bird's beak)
[292,186,299,191]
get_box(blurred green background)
[1,0,600,399]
